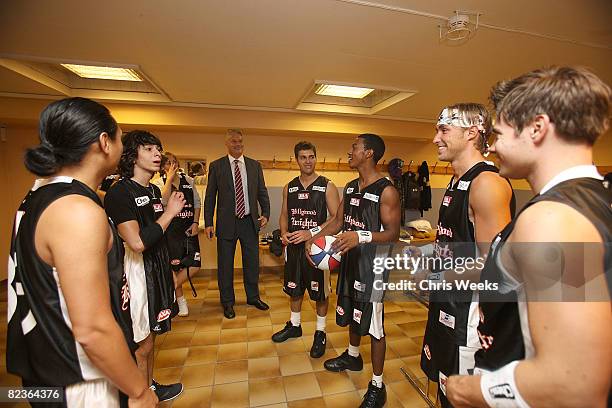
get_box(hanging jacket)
[418,161,432,212]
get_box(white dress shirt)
[228,154,250,215]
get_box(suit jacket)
[204,155,270,238]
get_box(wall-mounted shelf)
[257,158,456,175]
[257,158,612,177]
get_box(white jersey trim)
[53,268,105,380]
[32,176,75,191]
[540,165,602,194]
[21,310,37,335]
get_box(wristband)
[140,223,164,248]
[480,361,529,408]
[309,226,322,237]
[192,221,199,225]
[357,230,373,244]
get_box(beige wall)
[2,125,610,279]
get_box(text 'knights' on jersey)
[163,172,196,224]
[342,177,393,233]
[287,175,329,232]
[434,161,515,261]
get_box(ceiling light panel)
[61,64,142,81]
[315,84,374,99]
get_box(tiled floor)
[1,268,434,407]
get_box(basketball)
[309,236,342,271]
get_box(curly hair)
[118,130,162,178]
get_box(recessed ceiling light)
[60,64,142,81]
[315,84,374,99]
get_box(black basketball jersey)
[475,177,612,372]
[106,178,177,334]
[429,161,515,343]
[435,161,515,261]
[163,173,196,233]
[337,177,394,303]
[7,177,134,386]
[286,175,329,233]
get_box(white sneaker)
[177,298,189,317]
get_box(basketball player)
[7,97,157,407]
[446,67,611,407]
[105,130,185,402]
[271,141,339,358]
[308,134,400,408]
[155,152,202,317]
[418,103,515,407]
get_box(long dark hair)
[24,97,118,176]
[118,130,162,178]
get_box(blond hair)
[442,102,492,154]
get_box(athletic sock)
[290,311,301,327]
[316,315,326,332]
[348,344,360,357]
[372,374,383,388]
[177,296,187,304]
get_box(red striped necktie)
[234,159,246,217]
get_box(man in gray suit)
[204,129,271,319]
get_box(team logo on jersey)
[298,192,309,200]
[311,281,319,291]
[489,384,515,400]
[289,187,299,193]
[353,308,362,323]
[424,344,431,360]
[438,372,448,396]
[194,252,200,261]
[135,195,150,206]
[157,308,172,322]
[363,192,379,202]
[442,195,452,206]
[287,281,297,289]
[353,280,366,292]
[350,198,360,206]
[182,184,193,189]
[153,203,164,212]
[346,187,354,194]
[336,305,345,316]
[312,185,326,192]
[457,180,471,191]
[439,310,455,329]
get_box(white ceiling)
[0,0,610,125]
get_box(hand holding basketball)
[309,236,342,270]
[330,231,359,255]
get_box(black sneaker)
[271,321,302,343]
[323,349,363,372]
[151,380,183,402]
[310,330,326,358]
[359,381,386,408]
